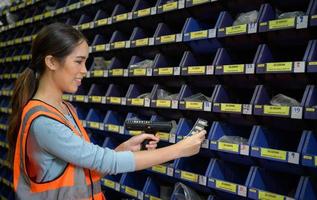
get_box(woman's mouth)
[75,78,82,85]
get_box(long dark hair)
[7,23,87,162]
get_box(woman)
[7,23,206,200]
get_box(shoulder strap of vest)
[23,100,67,127]
[63,101,77,115]
[63,101,90,142]
[25,100,82,136]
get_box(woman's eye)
[76,61,82,64]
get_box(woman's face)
[53,40,89,94]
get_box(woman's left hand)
[123,133,160,152]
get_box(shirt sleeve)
[29,116,135,175]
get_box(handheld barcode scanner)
[124,120,176,150]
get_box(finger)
[196,130,207,138]
[146,144,157,148]
[191,130,200,135]
[149,140,159,145]
[142,133,160,141]
[192,129,206,135]
[188,130,205,139]
[147,141,158,146]
[146,144,157,150]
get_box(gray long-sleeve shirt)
[27,114,135,182]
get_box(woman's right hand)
[133,129,207,171]
[175,130,206,157]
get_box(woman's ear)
[44,55,58,71]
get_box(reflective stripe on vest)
[13,100,105,200]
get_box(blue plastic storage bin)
[178,84,216,112]
[253,85,309,119]
[250,125,306,173]
[206,159,252,198]
[258,1,312,32]
[120,171,148,199]
[150,84,182,110]
[174,155,211,187]
[180,51,215,76]
[248,167,305,200]
[301,130,317,168]
[106,84,129,105]
[209,121,254,164]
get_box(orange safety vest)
[13,99,106,200]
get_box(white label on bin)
[238,185,247,197]
[179,0,185,8]
[144,98,151,107]
[147,68,152,76]
[208,29,216,38]
[202,139,209,149]
[293,61,305,73]
[172,100,178,109]
[291,107,303,119]
[206,65,214,74]
[174,67,181,75]
[199,175,207,186]
[149,38,155,45]
[124,69,129,77]
[169,134,176,143]
[245,64,255,74]
[108,18,112,24]
[204,101,212,111]
[151,7,157,15]
[288,152,300,164]
[296,16,308,29]
[102,97,106,104]
[84,96,88,103]
[176,34,183,42]
[106,44,110,51]
[126,41,131,48]
[138,191,144,200]
[167,167,174,176]
[89,47,92,53]
[128,12,133,20]
[104,70,109,77]
[240,145,249,156]
[248,23,257,34]
[243,104,253,115]
[115,183,120,191]
[121,98,127,105]
[119,126,124,134]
